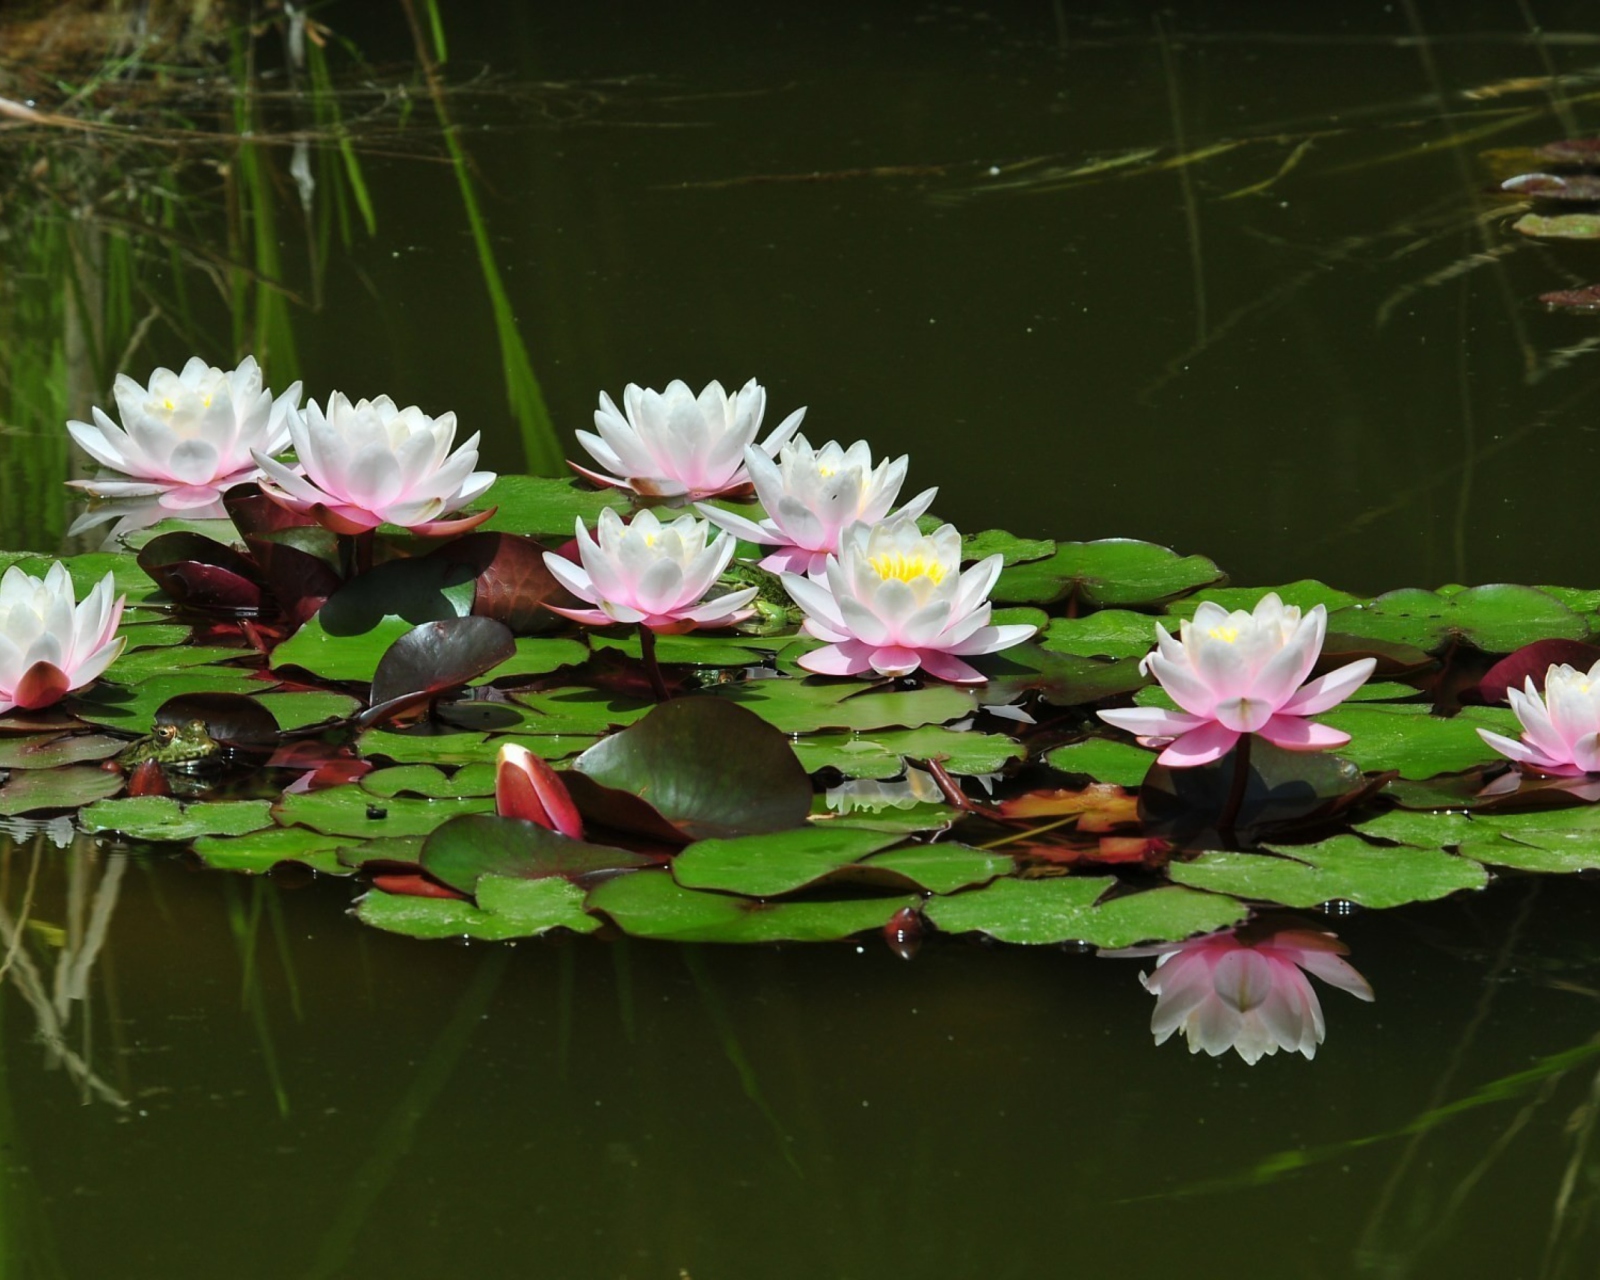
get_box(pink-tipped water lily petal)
[759,546,829,576]
[1255,714,1350,752]
[915,649,987,684]
[799,640,877,677]
[867,644,923,678]
[1156,720,1241,767]
[1278,658,1378,716]
[1098,705,1209,741]
[1476,727,1581,774]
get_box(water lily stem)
[639,625,671,702]
[1217,732,1253,841]
[339,530,376,579]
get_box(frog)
[717,562,806,636]
[117,718,225,772]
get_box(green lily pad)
[502,688,655,736]
[592,631,781,667]
[586,869,916,943]
[1360,806,1600,874]
[474,637,589,681]
[0,732,125,769]
[1164,581,1362,618]
[857,844,1014,894]
[1314,703,1520,778]
[1041,611,1161,660]
[0,765,124,815]
[68,669,266,734]
[1046,738,1155,787]
[992,539,1223,608]
[819,803,959,835]
[980,646,1149,708]
[102,645,245,684]
[961,529,1056,565]
[192,826,353,874]
[710,679,978,734]
[256,690,361,730]
[671,826,907,896]
[356,875,600,941]
[117,623,192,650]
[271,612,414,683]
[1327,585,1586,655]
[477,474,631,539]
[272,787,494,838]
[357,728,595,766]
[420,813,655,893]
[77,796,274,841]
[924,878,1246,946]
[792,727,1025,780]
[1168,834,1488,908]
[361,764,495,799]
[1514,212,1600,239]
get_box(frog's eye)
[154,724,178,742]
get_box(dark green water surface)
[6,3,1600,1276]
[4,833,1600,1279]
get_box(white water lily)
[542,507,757,633]
[698,435,937,575]
[0,563,125,715]
[572,378,805,500]
[779,514,1035,684]
[1479,660,1600,775]
[67,356,302,509]
[1098,594,1375,768]
[253,392,496,535]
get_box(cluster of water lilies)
[16,353,1600,1066]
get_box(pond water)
[5,1,1600,1275]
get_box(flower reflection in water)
[1109,917,1374,1064]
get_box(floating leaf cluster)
[7,464,1600,954]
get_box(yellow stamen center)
[1207,625,1240,643]
[163,398,175,411]
[869,552,944,584]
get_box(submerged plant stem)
[1217,733,1253,840]
[638,624,671,702]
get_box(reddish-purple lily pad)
[1478,639,1600,703]
[362,617,517,726]
[569,698,813,842]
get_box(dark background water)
[4,835,1600,1278]
[5,3,1600,1276]
[267,0,1600,595]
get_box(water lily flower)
[1098,594,1375,767]
[541,507,757,633]
[572,378,805,500]
[0,563,125,715]
[252,392,495,536]
[495,742,584,838]
[697,435,937,575]
[1116,921,1374,1064]
[66,356,302,510]
[1478,660,1600,775]
[779,514,1036,684]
